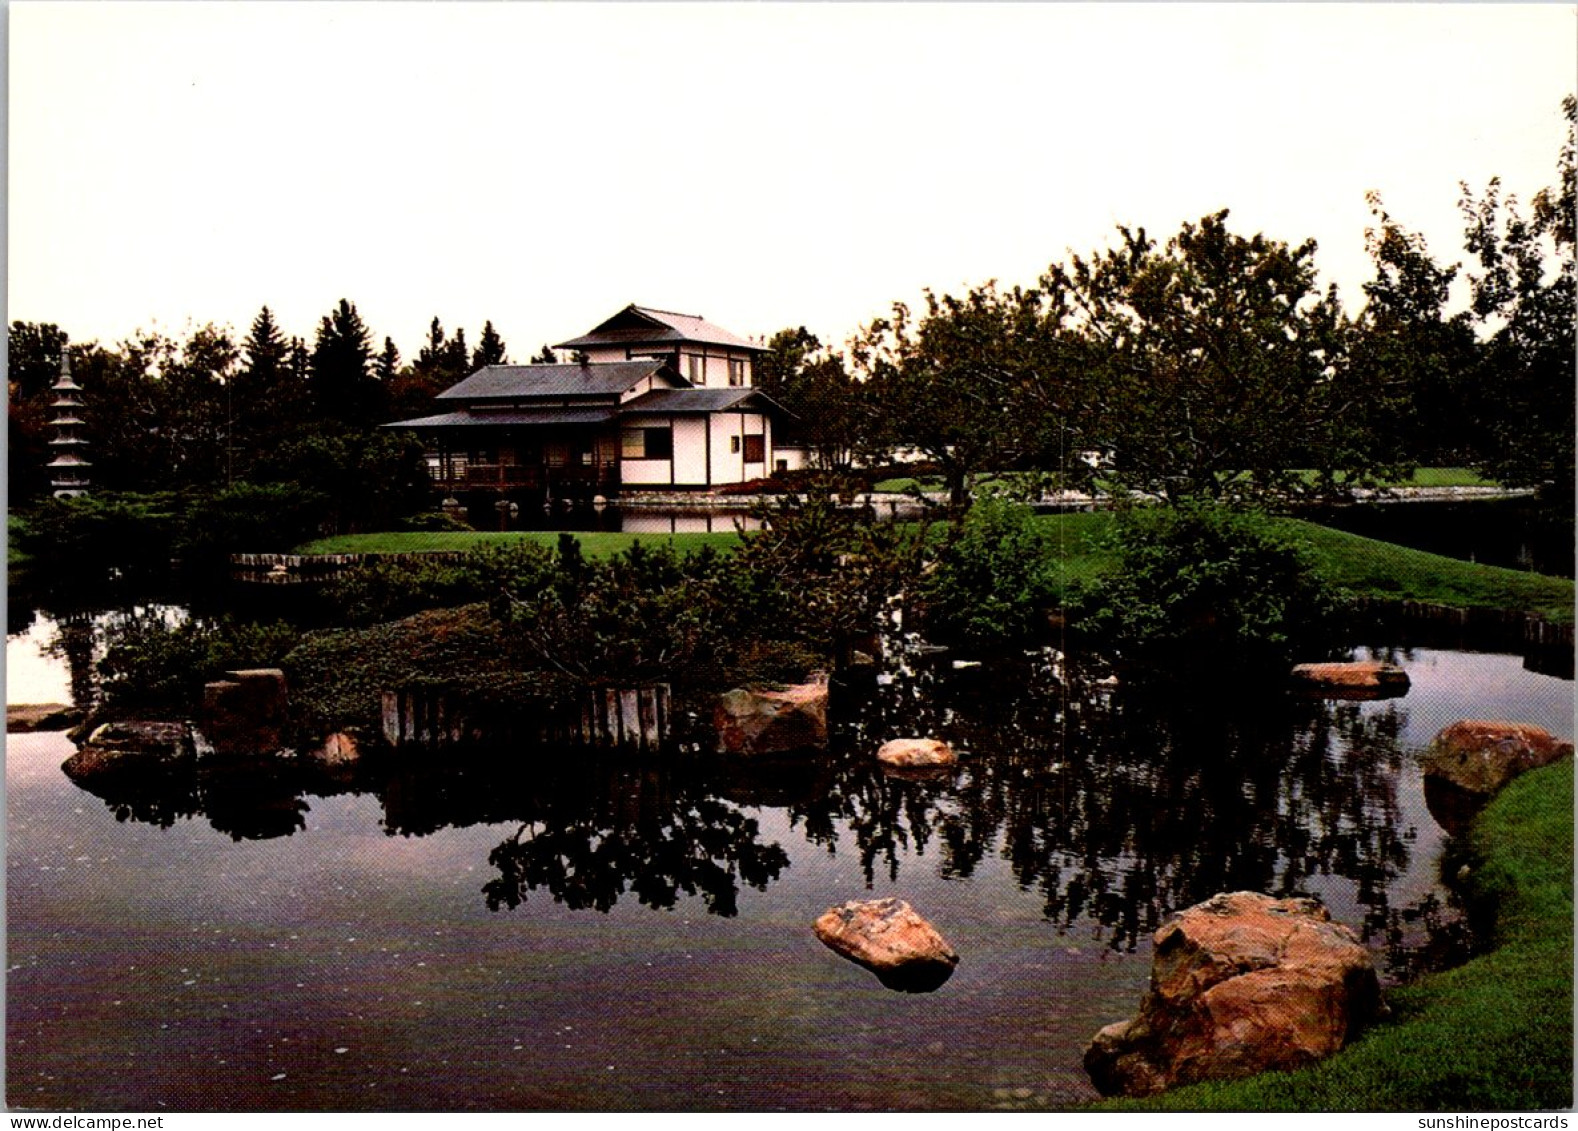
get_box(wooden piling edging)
[381,683,672,752]
[1347,596,1573,650]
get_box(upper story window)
[687,354,706,385]
[728,358,748,387]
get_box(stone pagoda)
[47,353,91,497]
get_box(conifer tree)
[472,320,508,368]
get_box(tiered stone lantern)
[47,353,90,497]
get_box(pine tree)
[376,337,402,382]
[472,320,508,368]
[309,298,383,427]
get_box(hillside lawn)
[297,511,1574,626]
[1095,759,1573,1111]
[871,467,1499,494]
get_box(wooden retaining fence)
[381,684,672,753]
[1346,596,1574,656]
[232,551,475,583]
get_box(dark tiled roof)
[434,361,674,402]
[385,406,616,430]
[620,388,791,416]
[555,304,766,352]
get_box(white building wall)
[707,412,771,484]
[618,414,675,486]
[672,417,709,485]
[710,413,744,484]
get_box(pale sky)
[8,2,1576,363]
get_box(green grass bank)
[1096,758,1573,1111]
[295,511,1573,626]
[295,528,741,558]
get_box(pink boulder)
[813,897,959,992]
[875,738,957,769]
[1290,661,1409,699]
[1085,892,1382,1097]
[1422,720,1573,796]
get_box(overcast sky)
[8,2,1576,364]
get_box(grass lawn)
[294,528,743,558]
[1096,759,1573,1111]
[1283,520,1574,626]
[297,511,1573,626]
[870,468,1498,495]
[1023,512,1574,626]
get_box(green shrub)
[918,493,1060,648]
[15,491,183,579]
[1070,502,1342,679]
[283,603,553,734]
[177,481,329,564]
[97,611,303,715]
[395,510,474,533]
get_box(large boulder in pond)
[715,676,828,756]
[813,897,959,992]
[1085,892,1382,1097]
[62,720,196,783]
[1290,661,1409,699]
[200,668,289,757]
[1421,720,1573,797]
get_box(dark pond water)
[6,614,1573,1112]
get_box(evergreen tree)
[472,320,508,368]
[308,298,383,427]
[233,306,309,465]
[376,337,402,382]
[531,344,559,364]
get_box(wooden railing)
[431,462,618,492]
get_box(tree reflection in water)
[55,640,1456,965]
[378,753,791,918]
[795,647,1418,955]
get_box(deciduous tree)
[1456,96,1575,499]
[1047,211,1395,504]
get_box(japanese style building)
[387,304,791,503]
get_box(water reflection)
[374,753,791,917]
[24,586,1566,983]
[792,652,1419,955]
[45,646,1459,976]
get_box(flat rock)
[875,738,957,768]
[62,720,196,782]
[1085,891,1382,1097]
[813,897,959,992]
[1290,661,1409,699]
[1421,720,1573,796]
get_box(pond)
[6,614,1573,1112]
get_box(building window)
[622,427,673,460]
[688,354,706,385]
[729,435,740,454]
[728,358,747,386]
[743,434,765,464]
